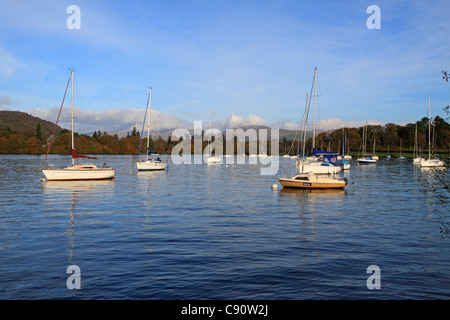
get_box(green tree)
[36,123,42,141]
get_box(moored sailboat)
[357,124,376,164]
[279,78,347,190]
[420,95,445,167]
[136,87,168,171]
[42,69,115,181]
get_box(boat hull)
[206,156,222,165]
[42,168,115,181]
[420,159,445,167]
[279,178,345,189]
[279,173,346,189]
[137,160,168,171]
[357,158,376,164]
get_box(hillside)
[0,110,62,138]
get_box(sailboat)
[420,95,445,167]
[206,107,222,165]
[338,128,350,170]
[386,141,391,159]
[413,123,423,164]
[357,124,376,164]
[398,139,406,160]
[279,90,347,190]
[294,67,341,174]
[136,87,168,171]
[42,69,115,181]
[372,140,379,160]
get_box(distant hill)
[0,110,62,139]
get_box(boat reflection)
[279,187,346,197]
[42,179,115,265]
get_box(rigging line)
[42,74,71,167]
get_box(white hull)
[296,160,341,174]
[42,164,114,181]
[344,155,352,160]
[279,172,346,189]
[420,159,445,167]
[339,162,350,170]
[137,160,168,170]
[413,157,423,164]
[357,157,376,164]
[207,156,222,165]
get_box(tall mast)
[146,87,152,160]
[428,94,431,159]
[71,69,75,165]
[312,67,317,153]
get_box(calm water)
[0,154,449,300]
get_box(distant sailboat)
[413,123,423,164]
[42,69,115,181]
[136,87,168,171]
[372,140,379,160]
[357,124,376,164]
[420,95,445,167]
[338,127,350,170]
[398,139,406,160]
[206,107,222,165]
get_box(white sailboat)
[295,67,341,174]
[398,139,406,160]
[420,95,445,167]
[372,140,379,160]
[206,107,222,165]
[136,87,168,171]
[42,70,115,181]
[338,128,350,170]
[413,123,422,164]
[357,124,376,164]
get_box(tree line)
[1,115,448,156]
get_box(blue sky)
[1,0,449,133]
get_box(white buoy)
[271,183,278,190]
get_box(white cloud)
[315,118,386,131]
[27,106,190,133]
[26,104,392,135]
[0,48,27,82]
[0,96,13,110]
[217,114,267,129]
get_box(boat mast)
[209,107,212,155]
[414,123,417,158]
[71,69,75,165]
[312,67,317,154]
[146,87,152,161]
[362,123,366,157]
[428,94,431,159]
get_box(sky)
[1,0,450,134]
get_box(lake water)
[0,154,449,300]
